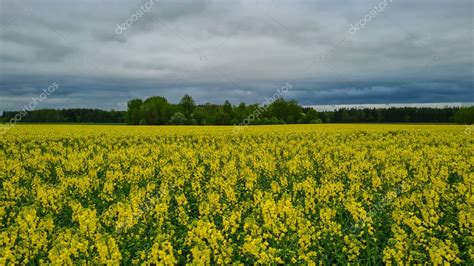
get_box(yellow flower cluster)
[0,124,472,264]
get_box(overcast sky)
[0,0,473,112]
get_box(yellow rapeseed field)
[1,124,472,264]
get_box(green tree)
[180,94,196,118]
[267,98,302,123]
[455,106,474,124]
[215,111,231,125]
[169,112,187,125]
[304,108,320,123]
[140,96,171,125]
[126,99,143,125]
[191,107,208,124]
[223,100,233,114]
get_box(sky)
[0,0,473,112]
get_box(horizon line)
[1,101,473,115]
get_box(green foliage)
[214,111,231,125]
[191,107,208,124]
[0,109,126,123]
[139,96,171,125]
[169,112,187,125]
[179,94,196,118]
[1,95,466,125]
[264,99,303,123]
[454,106,474,124]
[223,100,233,114]
[127,99,143,125]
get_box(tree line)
[1,95,472,124]
[125,95,473,125]
[0,109,125,123]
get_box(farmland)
[1,124,472,264]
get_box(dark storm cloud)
[0,0,472,112]
[291,79,473,105]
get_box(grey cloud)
[0,0,472,113]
